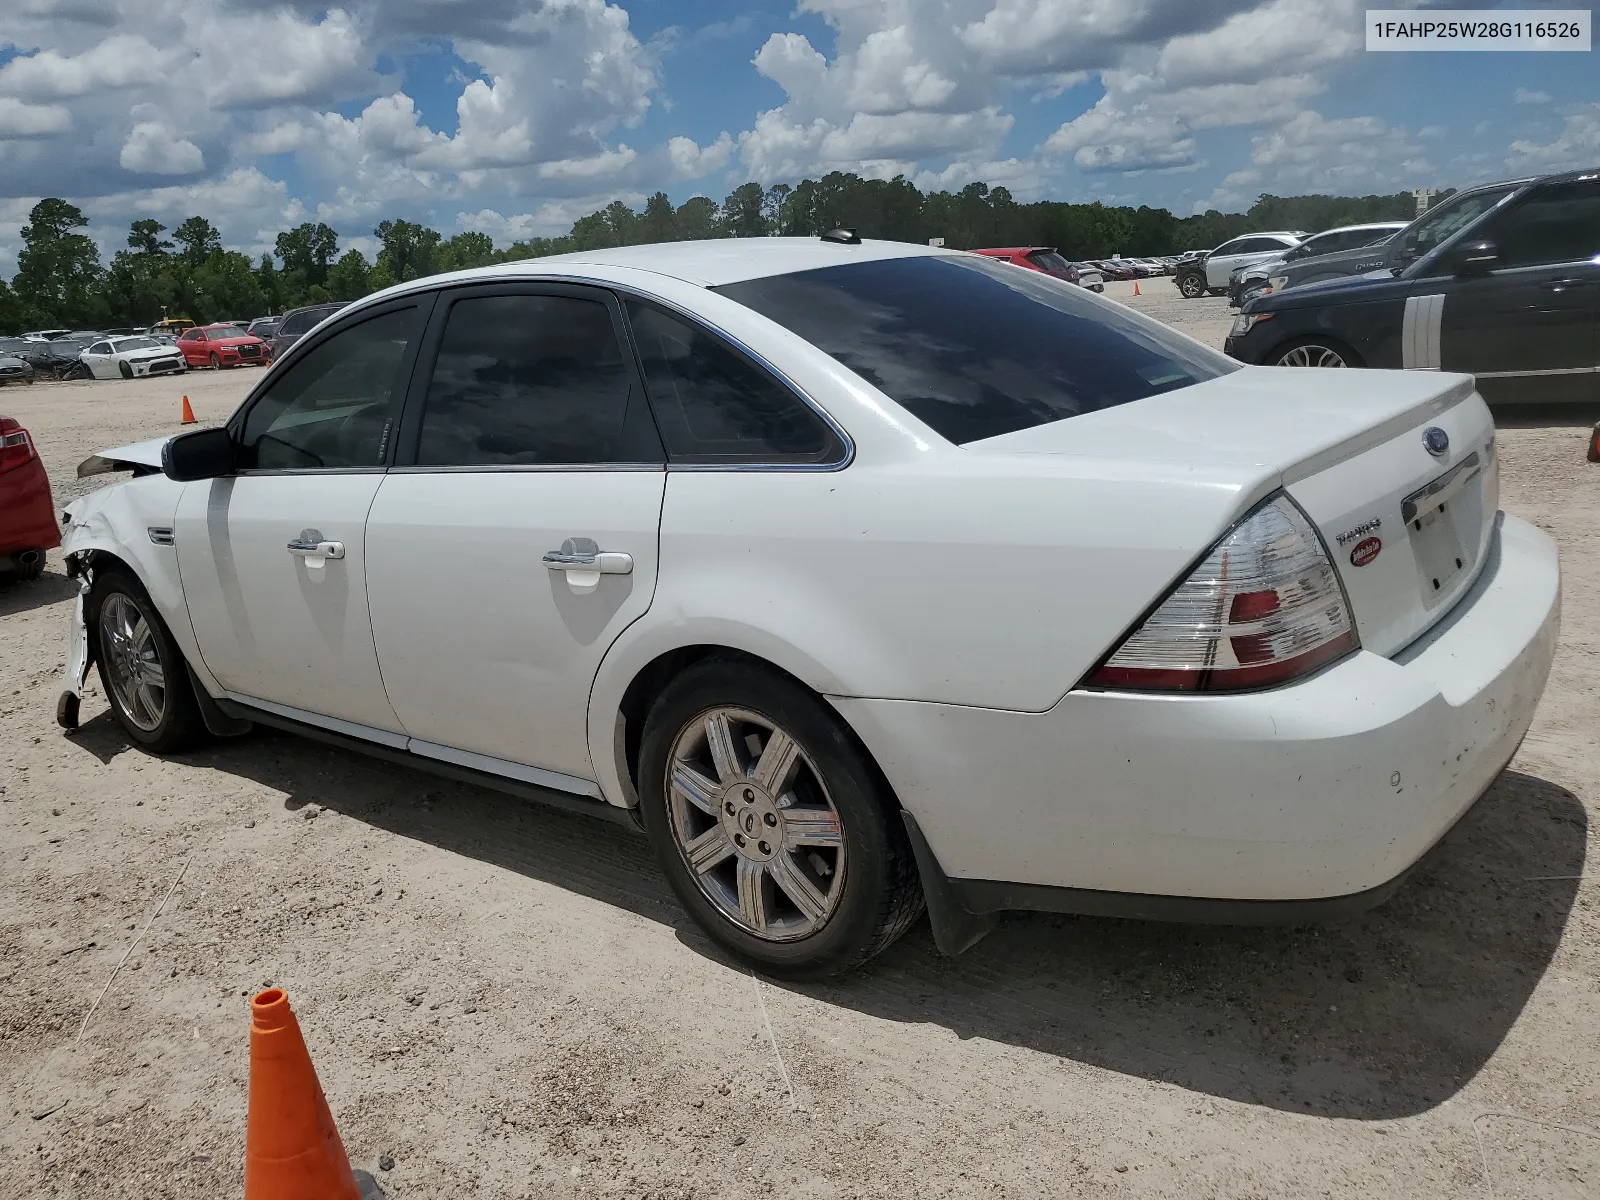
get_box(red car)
[177,323,269,369]
[1,416,59,581]
[971,246,1082,285]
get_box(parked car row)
[1225,166,1600,405]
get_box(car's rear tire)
[1177,270,1206,298]
[118,360,134,380]
[88,567,207,753]
[0,550,46,583]
[1270,336,1364,369]
[637,657,924,979]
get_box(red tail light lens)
[1085,493,1358,693]
[0,419,35,473]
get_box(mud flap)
[900,811,999,956]
[187,664,253,737]
[56,581,92,730]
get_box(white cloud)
[199,8,369,108]
[0,35,172,99]
[0,96,72,137]
[119,122,204,175]
[667,133,735,178]
[1513,88,1551,105]
[1506,104,1600,173]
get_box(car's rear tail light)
[0,419,36,473]
[1085,493,1357,693]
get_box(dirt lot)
[3,287,1598,1198]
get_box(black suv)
[268,302,348,361]
[1225,168,1600,405]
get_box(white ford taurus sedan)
[56,236,1559,976]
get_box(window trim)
[389,280,665,473]
[612,285,854,473]
[225,293,436,477]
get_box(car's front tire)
[118,360,134,380]
[1271,336,1364,369]
[637,658,924,979]
[1177,271,1206,298]
[208,353,221,370]
[88,567,207,753]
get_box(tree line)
[0,174,1425,333]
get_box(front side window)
[626,299,842,464]
[716,255,1236,446]
[1213,239,1251,256]
[89,342,110,355]
[1485,181,1600,269]
[416,293,659,466]
[1407,186,1519,258]
[238,306,420,470]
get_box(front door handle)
[543,538,632,594]
[287,530,345,567]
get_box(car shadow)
[0,568,76,617]
[1489,401,1600,429]
[68,718,1584,1121]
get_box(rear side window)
[239,306,421,470]
[625,300,842,464]
[279,312,313,336]
[1488,181,1600,268]
[416,293,660,466]
[716,256,1236,446]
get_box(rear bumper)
[0,460,61,554]
[835,512,1559,912]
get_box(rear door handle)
[543,538,632,593]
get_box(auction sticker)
[1350,537,1383,567]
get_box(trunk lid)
[973,366,1498,657]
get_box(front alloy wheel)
[1277,343,1349,368]
[1178,272,1206,298]
[99,593,167,732]
[89,569,207,752]
[666,707,846,941]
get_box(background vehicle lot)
[2,279,1597,1197]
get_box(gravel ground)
[2,287,1598,1199]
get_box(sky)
[0,0,1595,272]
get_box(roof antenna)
[819,228,861,245]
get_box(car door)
[364,283,666,787]
[173,297,432,737]
[177,328,205,367]
[1429,179,1600,404]
[1206,238,1271,288]
[83,341,114,379]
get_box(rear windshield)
[1025,250,1073,274]
[715,255,1236,445]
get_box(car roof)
[971,246,1052,255]
[1313,221,1409,234]
[425,236,958,289]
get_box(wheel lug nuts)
[743,788,754,802]
[724,801,735,815]
[763,813,777,826]
[758,841,771,855]
[734,834,746,847]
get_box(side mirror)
[1284,246,1306,261]
[1450,238,1500,274]
[162,426,236,481]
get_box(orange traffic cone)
[1588,420,1600,463]
[1132,280,1141,296]
[181,395,197,425]
[245,989,361,1200]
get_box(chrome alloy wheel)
[99,593,166,732]
[665,707,846,941]
[1276,343,1348,368]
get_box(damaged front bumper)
[56,573,91,729]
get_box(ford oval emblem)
[1422,426,1450,457]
